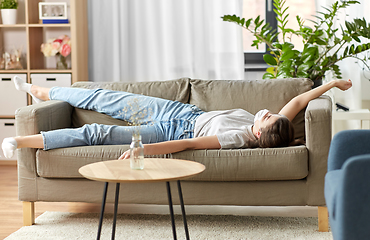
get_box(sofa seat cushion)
[171,146,308,181]
[36,145,308,181]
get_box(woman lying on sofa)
[2,76,352,159]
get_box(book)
[42,19,69,24]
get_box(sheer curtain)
[87,0,244,82]
[315,0,370,131]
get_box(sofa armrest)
[305,95,332,205]
[16,100,73,201]
[16,100,73,136]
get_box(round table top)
[78,158,206,183]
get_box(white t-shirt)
[194,109,257,148]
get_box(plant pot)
[312,78,323,89]
[1,9,17,25]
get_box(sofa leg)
[23,201,35,226]
[318,206,329,232]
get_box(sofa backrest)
[189,78,312,112]
[189,78,313,139]
[72,78,191,101]
[70,78,191,127]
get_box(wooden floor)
[0,163,103,239]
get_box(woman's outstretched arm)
[119,135,221,159]
[279,79,352,121]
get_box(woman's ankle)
[30,85,50,101]
[15,135,44,149]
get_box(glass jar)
[130,134,144,170]
[56,54,68,69]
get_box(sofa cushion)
[35,145,308,181]
[172,146,308,181]
[70,78,191,127]
[189,78,313,140]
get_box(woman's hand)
[279,78,352,121]
[334,79,352,91]
[118,150,130,160]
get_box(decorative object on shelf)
[0,0,18,25]
[41,35,71,69]
[222,0,370,84]
[38,2,68,24]
[56,54,67,69]
[0,55,4,69]
[3,47,23,70]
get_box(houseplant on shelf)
[0,0,18,25]
[222,0,370,84]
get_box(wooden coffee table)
[79,158,205,240]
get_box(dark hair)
[247,117,301,148]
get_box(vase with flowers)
[40,35,71,69]
[120,98,153,170]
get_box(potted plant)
[0,0,18,25]
[222,0,370,84]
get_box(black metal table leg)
[111,183,120,240]
[177,180,190,240]
[166,181,177,240]
[97,182,109,240]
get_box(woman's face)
[254,111,282,131]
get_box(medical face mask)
[254,109,269,124]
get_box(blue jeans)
[41,87,204,150]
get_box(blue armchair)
[325,129,370,240]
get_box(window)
[243,0,316,64]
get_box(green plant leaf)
[0,0,18,9]
[266,67,276,75]
[281,42,294,53]
[271,42,283,50]
[353,35,361,42]
[245,18,252,28]
[280,49,295,61]
[263,54,278,66]
[254,15,261,26]
[343,46,349,56]
[355,45,363,53]
[277,70,294,78]
[348,1,360,5]
[350,44,355,54]
[296,71,310,78]
[301,54,313,63]
[263,72,275,79]
[298,62,313,72]
[321,57,329,66]
[345,21,354,32]
[279,59,292,68]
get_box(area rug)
[5,211,333,240]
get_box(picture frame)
[38,2,67,20]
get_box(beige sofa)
[16,78,331,230]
